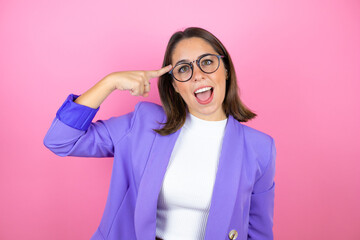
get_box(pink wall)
[1,0,359,239]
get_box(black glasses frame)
[169,54,224,82]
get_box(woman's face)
[171,37,227,121]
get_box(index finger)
[147,64,172,79]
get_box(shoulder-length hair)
[155,27,257,136]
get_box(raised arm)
[43,65,172,157]
[73,65,172,108]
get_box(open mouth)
[194,86,214,104]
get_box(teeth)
[195,87,212,94]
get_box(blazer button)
[229,229,238,239]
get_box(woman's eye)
[178,65,189,73]
[202,59,213,66]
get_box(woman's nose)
[192,62,205,81]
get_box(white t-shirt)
[156,113,227,240]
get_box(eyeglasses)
[169,53,224,82]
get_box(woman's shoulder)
[133,101,165,121]
[108,101,165,125]
[240,123,274,145]
[100,101,165,142]
[134,101,164,114]
[126,101,166,133]
[238,122,275,168]
[130,101,166,128]
[237,122,276,193]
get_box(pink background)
[1,0,359,239]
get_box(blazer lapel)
[134,128,181,240]
[134,115,245,240]
[204,116,245,240]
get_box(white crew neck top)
[156,113,228,240]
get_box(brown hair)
[155,27,257,136]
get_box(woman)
[44,27,276,240]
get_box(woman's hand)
[73,65,172,109]
[109,65,172,97]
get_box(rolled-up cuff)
[56,94,99,131]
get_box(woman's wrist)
[102,73,118,92]
[74,75,116,109]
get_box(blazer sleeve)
[248,137,276,240]
[43,94,135,158]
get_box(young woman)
[44,27,276,240]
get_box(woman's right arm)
[43,65,172,157]
[74,65,173,109]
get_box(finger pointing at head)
[147,64,172,79]
[143,82,151,96]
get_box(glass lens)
[199,55,219,73]
[173,63,192,81]
[171,55,221,82]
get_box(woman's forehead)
[171,37,218,63]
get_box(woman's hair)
[155,27,257,136]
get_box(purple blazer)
[43,94,276,240]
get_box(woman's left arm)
[248,138,276,240]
